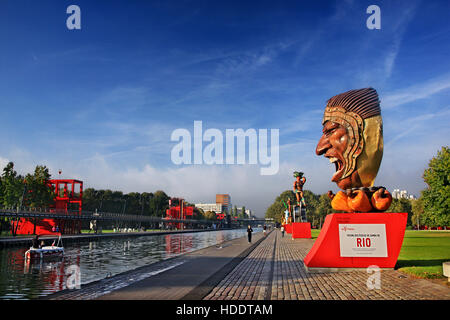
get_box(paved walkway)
[205,230,450,300]
[45,229,450,300]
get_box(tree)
[241,206,246,218]
[140,192,154,216]
[82,188,98,212]
[125,192,141,215]
[204,210,217,220]
[302,190,319,223]
[386,198,413,225]
[265,190,295,222]
[421,146,450,227]
[24,165,54,208]
[149,190,170,217]
[0,162,25,207]
[193,207,204,220]
[316,193,333,228]
[411,198,424,229]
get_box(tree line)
[265,146,449,229]
[83,190,212,220]
[82,188,172,217]
[0,161,207,219]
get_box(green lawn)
[311,229,321,239]
[396,230,450,279]
[310,229,449,279]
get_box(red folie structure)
[303,212,407,269]
[48,179,83,213]
[12,179,83,235]
[165,198,194,229]
[291,222,312,239]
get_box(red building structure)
[12,179,83,235]
[216,213,225,220]
[165,198,194,229]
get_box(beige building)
[195,203,223,213]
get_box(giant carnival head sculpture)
[316,88,391,212]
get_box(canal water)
[0,228,260,299]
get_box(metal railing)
[0,206,268,225]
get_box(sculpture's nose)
[316,134,330,156]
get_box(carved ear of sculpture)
[356,115,383,187]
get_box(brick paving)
[204,230,450,300]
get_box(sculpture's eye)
[325,128,335,136]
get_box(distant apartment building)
[195,203,223,213]
[216,194,231,214]
[392,189,416,200]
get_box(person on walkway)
[31,235,40,249]
[281,225,285,237]
[263,225,267,236]
[247,225,253,243]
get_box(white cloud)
[0,156,10,172]
[383,2,418,80]
[383,74,450,108]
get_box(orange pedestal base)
[291,222,311,239]
[303,212,407,269]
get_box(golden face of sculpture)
[316,88,384,190]
[316,120,363,190]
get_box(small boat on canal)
[25,246,64,261]
[24,234,64,261]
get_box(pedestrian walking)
[281,226,285,237]
[31,235,40,249]
[263,225,267,236]
[247,225,253,243]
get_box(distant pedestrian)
[31,235,40,249]
[281,226,285,238]
[247,225,253,243]
[263,225,267,236]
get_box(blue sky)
[0,0,449,216]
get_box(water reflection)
[165,234,192,255]
[0,228,258,299]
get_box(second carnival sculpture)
[315,87,392,212]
